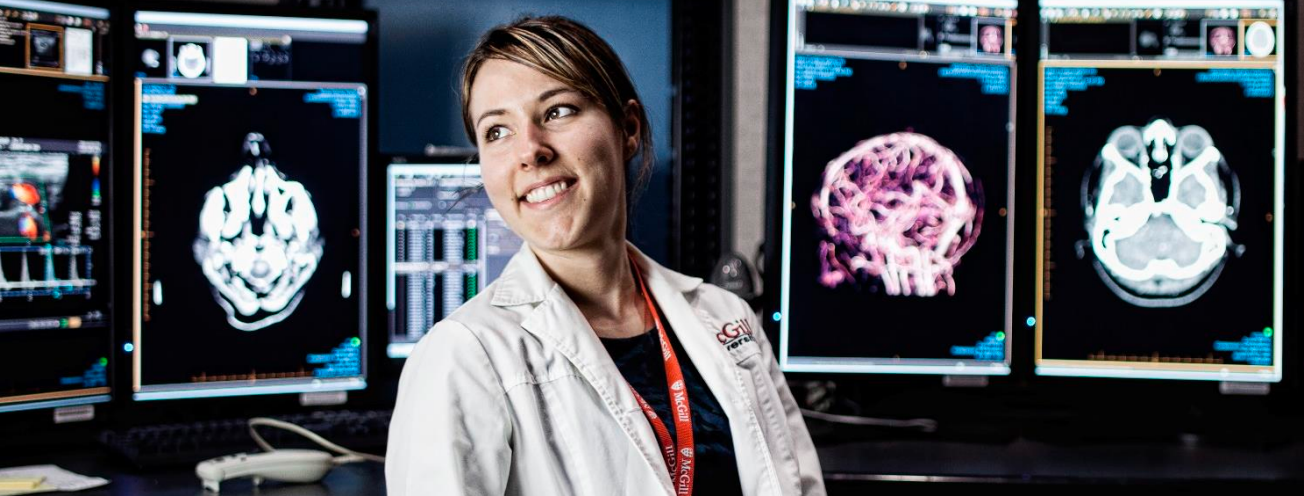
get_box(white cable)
[248,417,386,464]
[800,409,938,433]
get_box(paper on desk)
[0,465,108,495]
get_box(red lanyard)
[627,254,694,496]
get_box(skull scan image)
[176,43,208,79]
[811,132,983,297]
[1084,119,1240,307]
[194,133,324,331]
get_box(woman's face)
[469,59,635,254]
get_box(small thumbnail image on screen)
[975,20,1006,55]
[1204,22,1239,57]
[786,54,1013,362]
[138,82,365,386]
[1040,65,1276,363]
[27,24,62,70]
[169,37,212,80]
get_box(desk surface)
[7,438,1303,495]
[3,452,386,496]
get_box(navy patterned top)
[600,310,744,495]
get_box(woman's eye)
[484,125,512,142]
[546,105,577,121]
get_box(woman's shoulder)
[418,280,532,348]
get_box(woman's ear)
[622,99,642,161]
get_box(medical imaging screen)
[1036,2,1284,381]
[0,1,112,412]
[777,1,1017,374]
[386,165,523,359]
[133,81,367,399]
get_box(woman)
[386,16,825,496]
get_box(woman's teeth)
[525,181,569,204]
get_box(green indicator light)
[60,318,69,328]
[996,332,1006,341]
[350,337,362,347]
[99,357,108,367]
[1264,327,1274,337]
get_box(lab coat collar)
[490,242,718,495]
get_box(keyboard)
[101,409,392,468]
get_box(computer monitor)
[1035,0,1286,382]
[385,160,523,359]
[0,0,113,414]
[771,0,1018,375]
[128,6,373,400]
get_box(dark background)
[1041,66,1278,364]
[138,82,363,387]
[787,55,1014,362]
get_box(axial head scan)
[1084,118,1239,307]
[811,132,983,297]
[194,133,323,331]
[177,43,208,79]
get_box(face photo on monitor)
[386,163,523,358]
[1036,1,1285,382]
[0,0,113,413]
[776,0,1018,375]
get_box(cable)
[800,409,938,433]
[248,417,386,464]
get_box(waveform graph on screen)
[0,140,104,303]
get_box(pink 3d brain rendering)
[811,132,983,296]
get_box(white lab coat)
[386,243,825,496]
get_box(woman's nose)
[515,123,555,169]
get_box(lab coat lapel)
[506,245,675,495]
[635,250,773,479]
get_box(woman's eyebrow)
[538,87,576,102]
[475,88,579,128]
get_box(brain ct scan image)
[812,132,983,297]
[170,39,211,80]
[135,81,364,389]
[1084,119,1239,308]
[194,133,323,331]
[1036,60,1280,377]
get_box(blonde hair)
[460,16,655,205]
